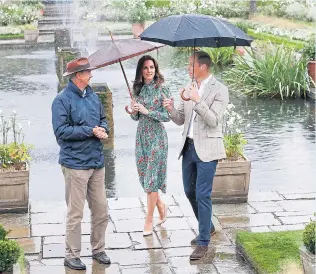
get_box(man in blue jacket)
[52,57,111,270]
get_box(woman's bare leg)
[156,193,165,219]
[144,192,158,231]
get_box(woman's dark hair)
[133,55,164,96]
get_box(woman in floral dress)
[130,55,171,236]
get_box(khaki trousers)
[61,166,109,259]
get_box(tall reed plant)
[224,45,309,99]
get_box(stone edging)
[236,241,261,274]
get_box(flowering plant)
[223,103,248,161]
[128,1,149,24]
[0,110,33,171]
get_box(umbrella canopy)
[88,38,164,68]
[140,14,253,47]
[88,36,164,113]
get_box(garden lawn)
[236,230,303,274]
[247,29,305,50]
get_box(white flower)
[237,114,242,120]
[227,103,235,110]
[12,110,16,114]
[247,110,251,115]
[236,129,241,133]
[247,124,250,128]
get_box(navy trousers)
[182,140,218,246]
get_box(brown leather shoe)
[190,245,208,260]
[191,228,216,245]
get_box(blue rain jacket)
[52,80,109,169]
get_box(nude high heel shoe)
[156,203,169,226]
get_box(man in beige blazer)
[163,51,229,260]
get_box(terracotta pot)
[307,61,316,84]
[132,23,145,38]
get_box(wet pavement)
[1,191,315,274]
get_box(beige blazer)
[170,76,229,162]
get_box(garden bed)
[236,230,303,274]
[0,33,23,40]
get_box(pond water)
[0,46,314,201]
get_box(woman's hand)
[134,103,149,115]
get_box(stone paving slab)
[109,208,145,220]
[114,219,145,233]
[274,211,315,217]
[107,198,142,210]
[279,192,316,200]
[279,215,314,225]
[106,249,168,266]
[170,256,219,273]
[218,213,281,228]
[213,204,256,215]
[247,191,283,202]
[248,201,285,213]
[28,263,121,274]
[154,217,192,231]
[156,229,196,248]
[269,224,305,232]
[278,200,316,212]
[130,232,162,250]
[15,237,41,255]
[122,264,173,274]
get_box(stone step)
[38,18,75,25]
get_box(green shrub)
[301,36,316,61]
[303,220,315,254]
[223,46,309,99]
[201,47,235,66]
[0,225,8,241]
[0,240,21,273]
[235,21,248,34]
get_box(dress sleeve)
[147,86,171,122]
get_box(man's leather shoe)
[92,251,111,264]
[64,258,86,270]
[190,245,208,260]
[191,227,216,245]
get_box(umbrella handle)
[180,89,191,101]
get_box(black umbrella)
[140,14,253,100]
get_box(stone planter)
[24,29,39,43]
[307,61,316,84]
[300,246,316,274]
[0,164,29,213]
[212,156,251,203]
[132,23,145,38]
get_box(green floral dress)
[130,81,171,193]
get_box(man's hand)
[188,84,200,103]
[162,93,174,112]
[93,126,108,139]
[134,103,149,115]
